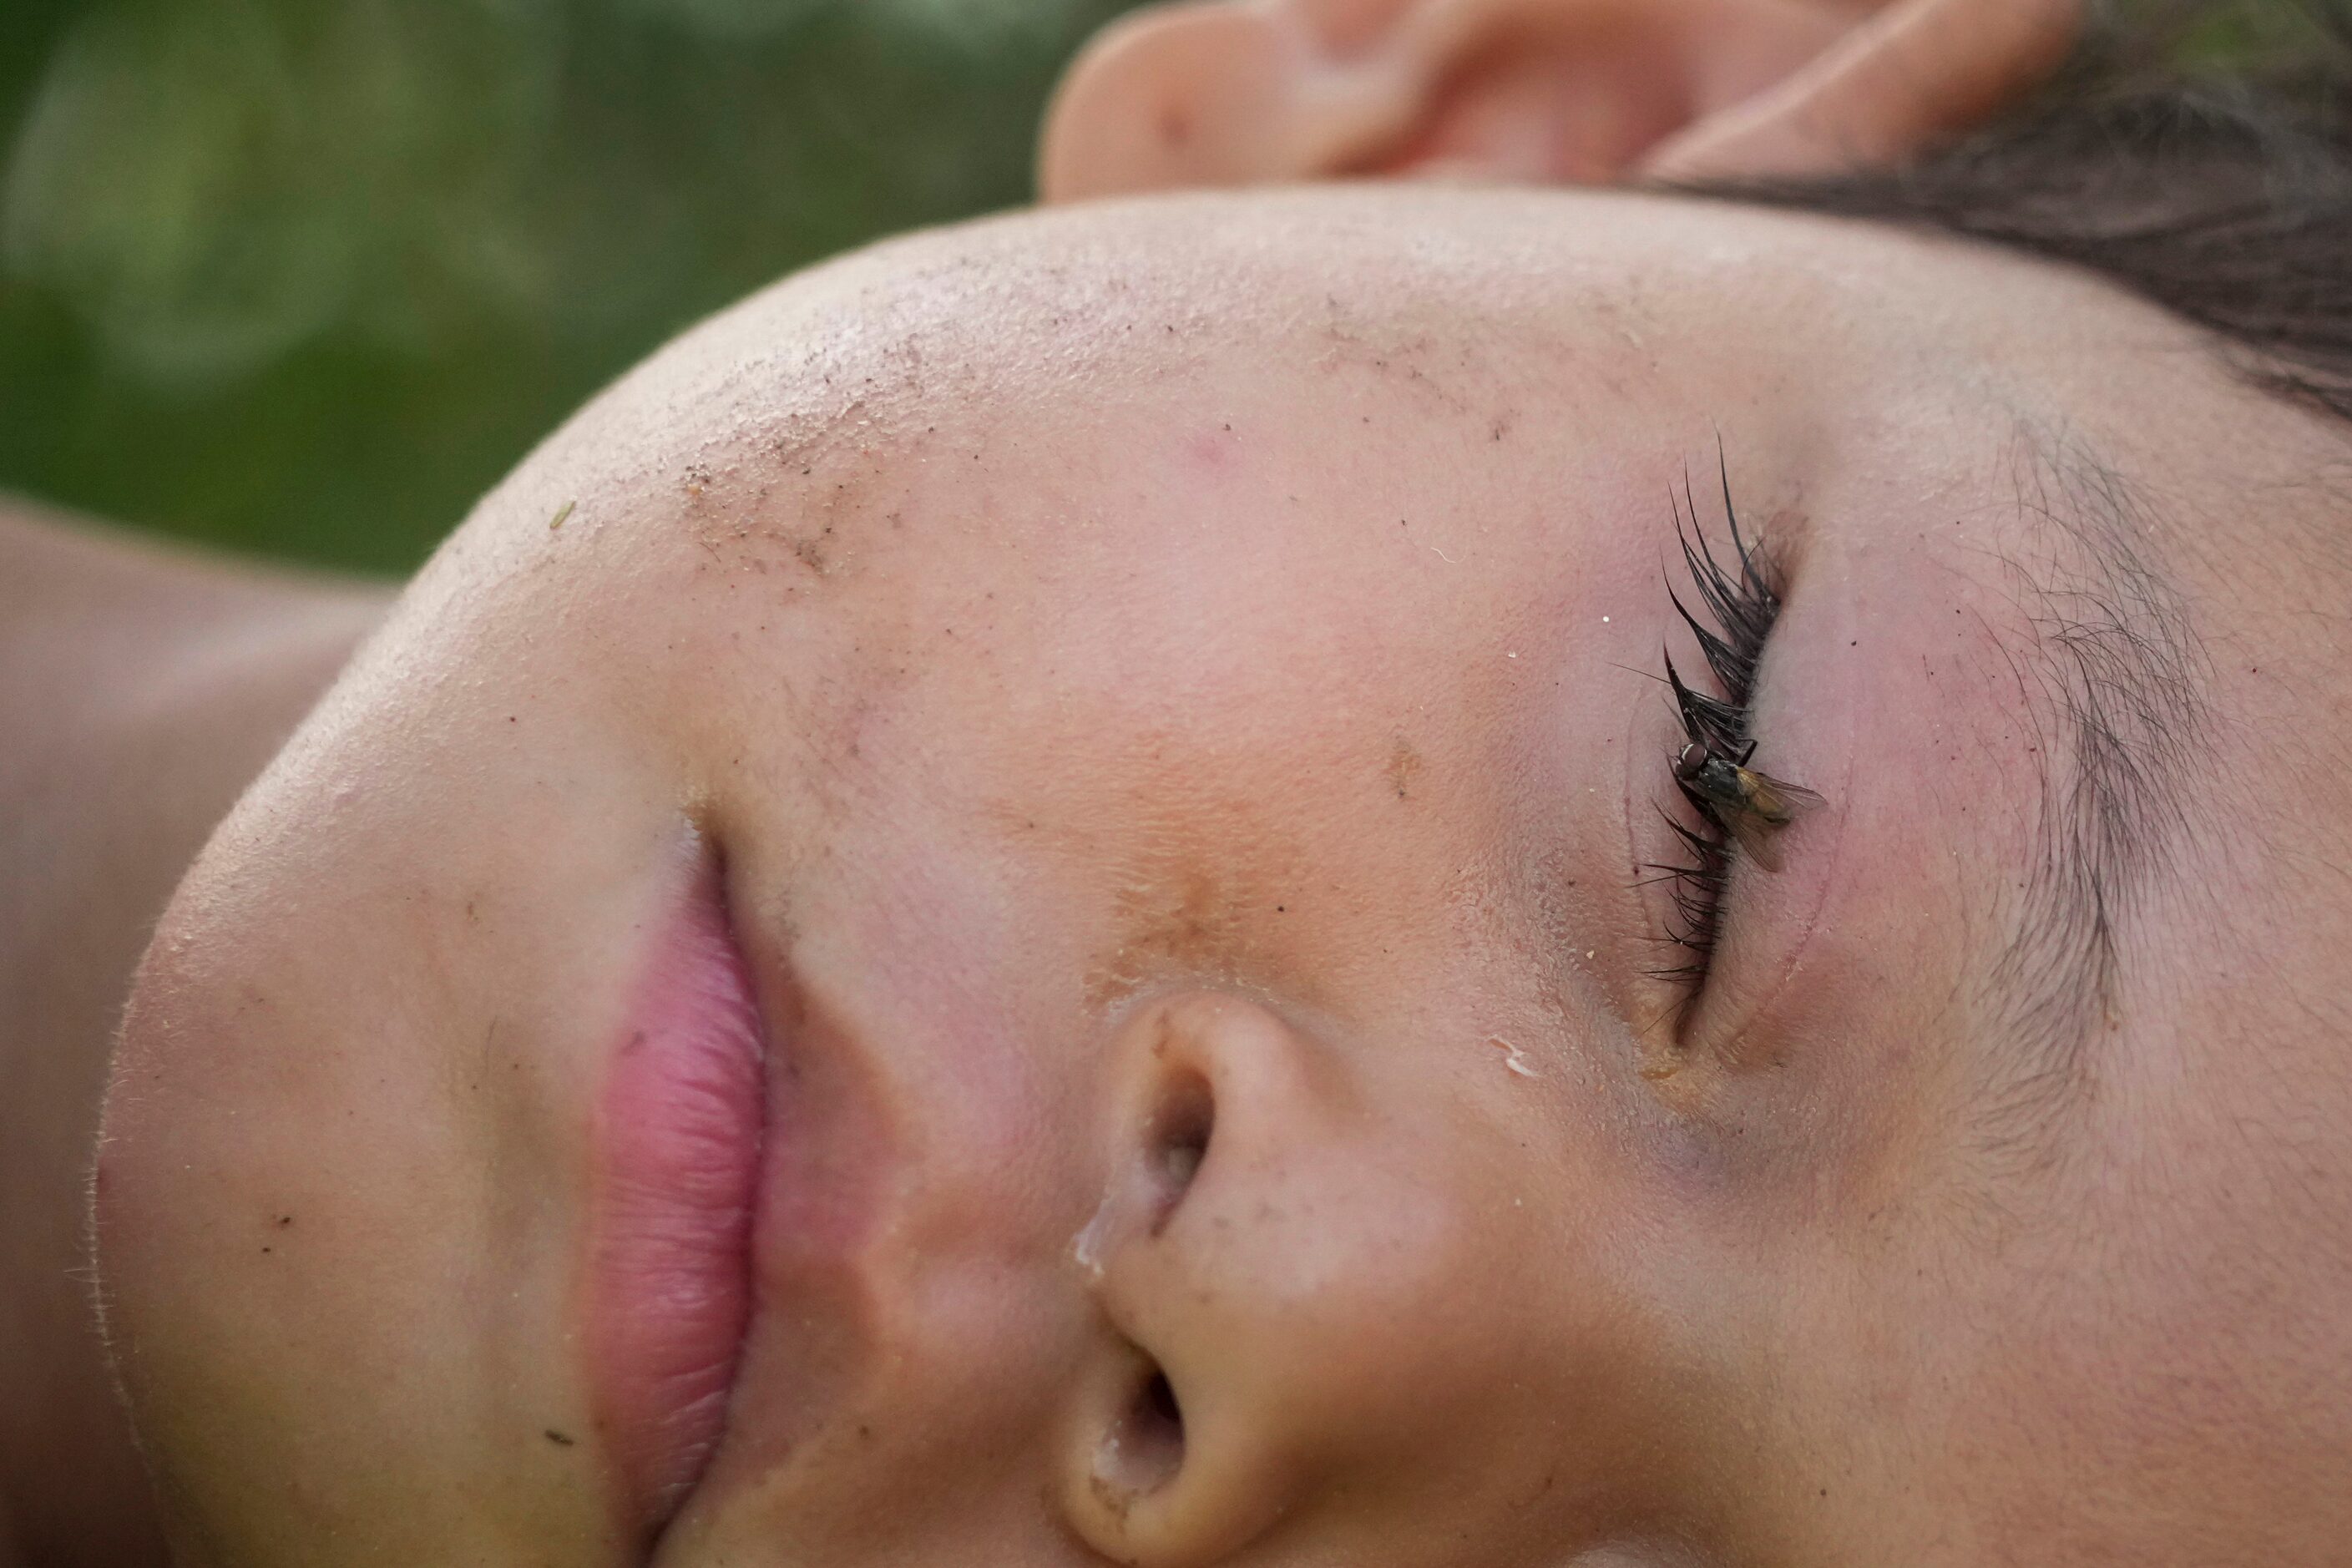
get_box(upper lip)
[583,832,771,1545]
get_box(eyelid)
[1667,574,1859,1060]
[1641,470,1788,1012]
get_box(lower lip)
[586,841,769,1540]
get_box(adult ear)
[1038,0,2079,203]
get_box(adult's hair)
[1697,0,2352,425]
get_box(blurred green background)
[0,0,1146,572]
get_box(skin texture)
[86,185,2352,1565]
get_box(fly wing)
[1723,767,1827,873]
[1722,806,1787,873]
[1737,767,1827,827]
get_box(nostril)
[1097,1359,1187,1503]
[1151,1075,1213,1204]
[1070,995,1327,1565]
[1146,1368,1181,1429]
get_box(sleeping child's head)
[86,6,2352,1565]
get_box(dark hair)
[1694,0,2352,426]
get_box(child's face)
[98,187,2352,1565]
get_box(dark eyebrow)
[1970,420,2215,1149]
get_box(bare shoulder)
[0,497,389,1568]
[0,491,392,1006]
[1,498,393,835]
[1,498,379,757]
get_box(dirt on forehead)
[532,182,1638,534]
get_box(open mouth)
[585,832,771,1544]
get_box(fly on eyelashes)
[1642,458,1825,999]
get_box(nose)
[1059,992,1476,1566]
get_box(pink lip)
[587,841,769,1540]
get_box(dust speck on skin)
[1387,734,1423,800]
[1490,1036,1538,1078]
[1315,297,1485,417]
[1398,517,1459,564]
[791,523,837,575]
[670,404,930,583]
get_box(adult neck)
[0,499,390,1567]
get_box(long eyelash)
[1644,456,1783,994]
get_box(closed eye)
[1638,453,1793,1009]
